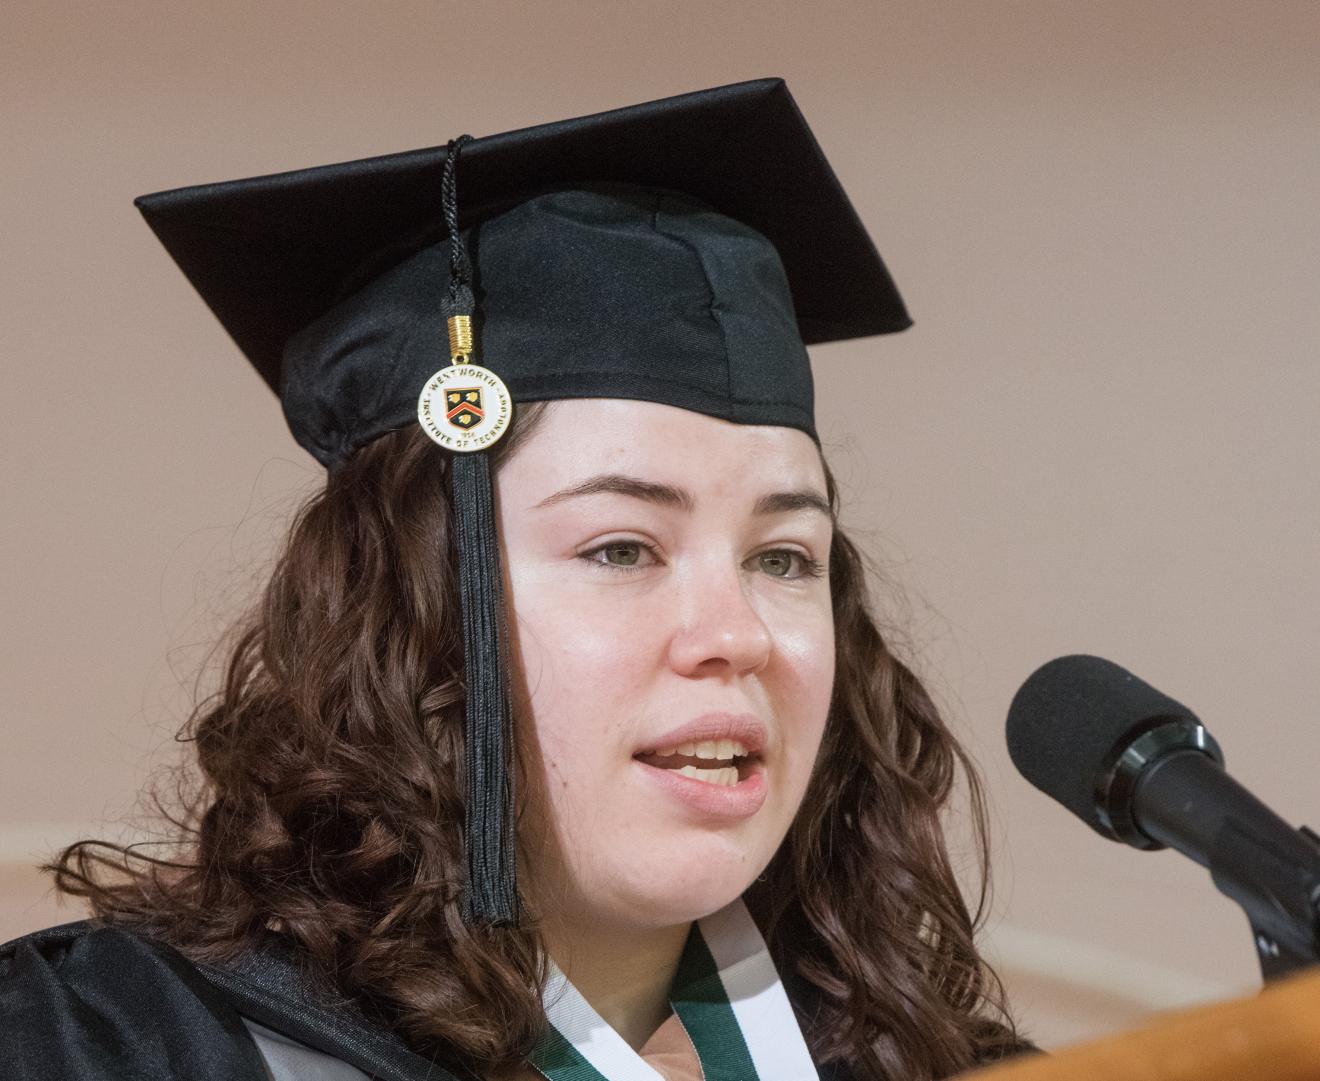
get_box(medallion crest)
[446,387,484,429]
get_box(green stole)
[528,900,817,1081]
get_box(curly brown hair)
[51,403,1026,1079]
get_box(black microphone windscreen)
[1006,655,1200,834]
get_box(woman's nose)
[665,562,773,678]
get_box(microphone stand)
[1217,822,1320,981]
[1136,750,1320,982]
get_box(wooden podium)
[959,967,1320,1080]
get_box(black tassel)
[452,449,518,926]
[440,134,518,927]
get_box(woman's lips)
[635,712,768,757]
[631,712,769,818]
[633,755,767,819]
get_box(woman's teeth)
[643,739,749,786]
[676,764,740,786]
[655,739,748,760]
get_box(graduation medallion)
[418,363,512,452]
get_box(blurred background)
[3,0,1318,1051]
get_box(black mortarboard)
[135,77,910,927]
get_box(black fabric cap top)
[134,77,911,466]
[283,186,815,465]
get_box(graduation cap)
[135,77,911,928]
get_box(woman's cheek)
[517,585,656,756]
[770,601,834,684]
[776,613,835,781]
[530,575,667,663]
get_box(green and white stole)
[528,900,817,1081]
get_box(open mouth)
[634,739,758,787]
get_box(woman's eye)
[580,542,824,579]
[753,549,826,580]
[582,540,655,571]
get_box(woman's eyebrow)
[752,489,833,519]
[534,473,831,519]
[536,473,692,511]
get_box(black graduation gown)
[1,920,863,1080]
[0,921,469,1081]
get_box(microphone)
[1006,654,1320,980]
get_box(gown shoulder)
[0,919,270,1080]
[1,920,467,1081]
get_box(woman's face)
[496,399,835,934]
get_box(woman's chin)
[525,800,788,931]
[565,852,767,931]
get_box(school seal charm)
[417,364,513,452]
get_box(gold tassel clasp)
[448,314,474,364]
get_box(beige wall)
[4,0,1318,1051]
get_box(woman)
[0,79,1031,1080]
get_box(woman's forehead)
[501,398,827,497]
